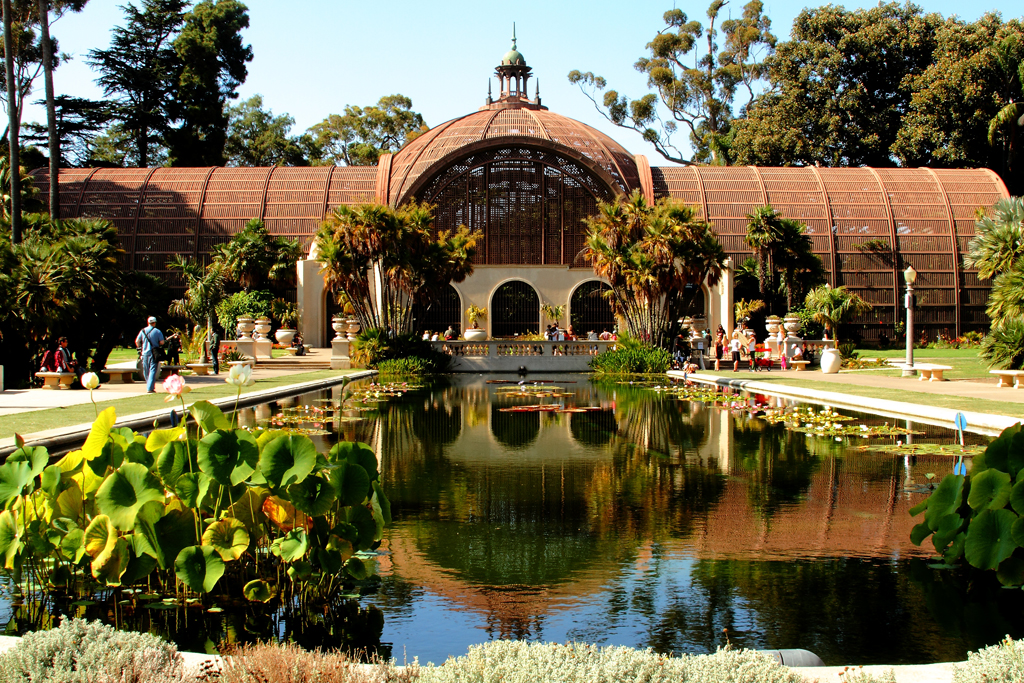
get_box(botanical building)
[32,40,1010,346]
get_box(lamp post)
[903,265,917,377]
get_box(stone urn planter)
[820,347,842,374]
[254,318,272,341]
[331,317,347,342]
[783,315,802,337]
[464,328,487,342]
[346,318,361,341]
[275,328,296,346]
[766,316,782,335]
[236,317,255,340]
[690,315,706,332]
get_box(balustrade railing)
[431,340,617,357]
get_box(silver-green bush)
[417,641,804,683]
[0,618,186,683]
[953,636,1024,683]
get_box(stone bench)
[790,361,810,371]
[914,364,953,381]
[101,367,136,384]
[990,369,1024,388]
[35,372,75,389]
[186,363,213,376]
[228,359,255,369]
[158,365,185,379]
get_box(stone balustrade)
[430,340,616,372]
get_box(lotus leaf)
[944,532,967,564]
[202,518,249,561]
[289,476,337,516]
[60,528,86,563]
[149,508,198,571]
[965,508,1020,570]
[316,547,344,573]
[0,461,34,509]
[340,505,377,549]
[198,430,252,486]
[372,481,391,525]
[256,429,290,452]
[345,556,369,580]
[88,441,124,477]
[0,510,21,569]
[1011,478,1024,515]
[329,461,369,507]
[190,401,230,434]
[84,515,117,559]
[40,465,61,498]
[92,536,130,586]
[273,529,308,562]
[175,473,212,509]
[228,488,270,536]
[286,560,312,580]
[174,545,225,593]
[327,535,354,562]
[157,441,193,488]
[120,548,158,586]
[330,522,358,547]
[147,426,186,453]
[96,463,165,531]
[123,440,153,468]
[7,446,50,478]
[55,485,83,524]
[49,565,70,587]
[262,496,305,532]
[932,514,964,552]
[259,435,317,489]
[56,450,84,475]
[1012,516,1024,548]
[243,579,272,602]
[330,441,378,481]
[83,407,116,461]
[968,469,1012,512]
[917,474,964,531]
[998,556,1024,587]
[1009,431,1024,478]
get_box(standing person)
[729,334,742,372]
[672,332,688,364]
[747,333,759,372]
[210,327,222,374]
[165,332,181,366]
[135,316,165,393]
[714,332,724,371]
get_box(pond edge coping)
[670,371,1018,437]
[0,370,377,459]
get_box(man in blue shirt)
[135,316,165,393]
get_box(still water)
[299,374,1020,666]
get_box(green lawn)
[850,347,991,380]
[105,347,139,362]
[853,347,982,359]
[1,369,367,441]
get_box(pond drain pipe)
[760,649,825,667]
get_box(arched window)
[491,280,539,338]
[411,284,462,337]
[570,281,615,336]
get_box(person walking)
[729,335,742,372]
[210,328,222,374]
[135,316,165,393]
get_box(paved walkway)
[0,349,332,417]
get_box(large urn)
[690,315,706,332]
[820,347,842,374]
[766,316,782,336]
[464,328,487,341]
[253,318,272,341]
[783,315,802,337]
[275,328,296,346]
[236,317,255,340]
[331,317,347,342]
[346,318,361,341]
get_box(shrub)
[352,330,450,374]
[0,618,186,683]
[980,318,1024,370]
[953,636,1024,683]
[378,357,432,375]
[417,641,804,683]
[217,641,416,683]
[590,345,671,374]
[216,289,275,333]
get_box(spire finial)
[512,22,517,49]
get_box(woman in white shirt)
[729,336,742,372]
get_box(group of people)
[671,321,820,374]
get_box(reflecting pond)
[4,374,1022,665]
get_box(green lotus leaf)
[289,475,337,517]
[969,469,1012,512]
[329,441,378,481]
[316,547,344,574]
[327,536,354,562]
[345,556,369,580]
[175,473,212,510]
[146,426,186,453]
[190,400,230,435]
[272,529,308,562]
[329,461,370,507]
[256,429,290,452]
[91,536,130,586]
[123,439,153,468]
[227,488,270,537]
[965,508,1020,570]
[243,579,273,602]
[202,518,249,561]
[1011,478,1024,516]
[0,461,34,509]
[372,480,391,525]
[6,446,50,479]
[96,463,166,531]
[198,430,243,486]
[932,514,963,552]
[83,407,117,461]
[1008,431,1024,479]
[49,565,71,587]
[259,435,317,489]
[0,510,21,569]
[60,528,86,563]
[139,507,197,571]
[340,505,376,551]
[998,556,1024,587]
[331,522,359,546]
[944,532,967,564]
[88,441,124,477]
[40,465,61,499]
[982,428,1016,473]
[120,550,158,587]
[924,474,964,531]
[232,430,260,485]
[286,560,312,581]
[157,441,193,488]
[55,485,83,524]
[174,545,225,593]
[84,515,117,559]
[1012,516,1024,548]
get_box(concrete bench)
[228,359,255,369]
[915,364,953,381]
[791,361,810,371]
[990,369,1024,388]
[186,363,213,376]
[158,365,185,379]
[101,367,136,384]
[35,372,75,389]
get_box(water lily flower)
[226,364,255,387]
[163,374,191,402]
[81,372,100,390]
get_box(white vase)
[820,347,841,374]
[254,318,272,341]
[465,328,487,341]
[236,317,255,340]
[275,328,296,346]
[331,317,347,342]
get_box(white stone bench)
[990,369,1024,388]
[186,363,213,376]
[791,360,810,371]
[35,372,75,389]
[101,367,136,384]
[158,365,185,379]
[902,363,953,381]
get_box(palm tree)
[212,218,302,292]
[964,197,1024,280]
[168,255,226,363]
[803,285,871,343]
[584,190,727,346]
[987,34,1024,180]
[744,206,786,304]
[775,219,824,311]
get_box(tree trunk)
[3,0,22,243]
[37,0,58,220]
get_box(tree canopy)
[306,95,427,166]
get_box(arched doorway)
[569,281,615,337]
[411,284,462,337]
[491,280,539,338]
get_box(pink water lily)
[163,374,191,402]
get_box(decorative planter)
[783,316,802,337]
[331,317,347,342]
[275,328,296,346]
[236,317,255,340]
[254,318,272,341]
[766,317,782,335]
[820,347,842,374]
[346,318,361,341]
[690,316,706,332]
[465,328,487,341]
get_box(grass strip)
[0,369,366,440]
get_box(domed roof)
[386,105,641,204]
[502,48,526,66]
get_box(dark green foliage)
[351,329,451,374]
[981,318,1024,370]
[24,96,112,168]
[225,95,312,167]
[216,289,274,333]
[377,357,433,376]
[910,423,1024,585]
[306,95,426,167]
[589,344,672,374]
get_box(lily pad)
[242,579,273,603]
[968,469,1012,513]
[289,475,337,517]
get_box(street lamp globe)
[904,265,917,286]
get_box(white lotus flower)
[225,363,255,387]
[81,372,100,390]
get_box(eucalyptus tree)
[583,190,727,346]
[802,285,871,343]
[314,202,477,333]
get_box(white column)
[296,259,325,348]
[717,258,734,335]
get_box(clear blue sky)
[32,0,1024,165]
